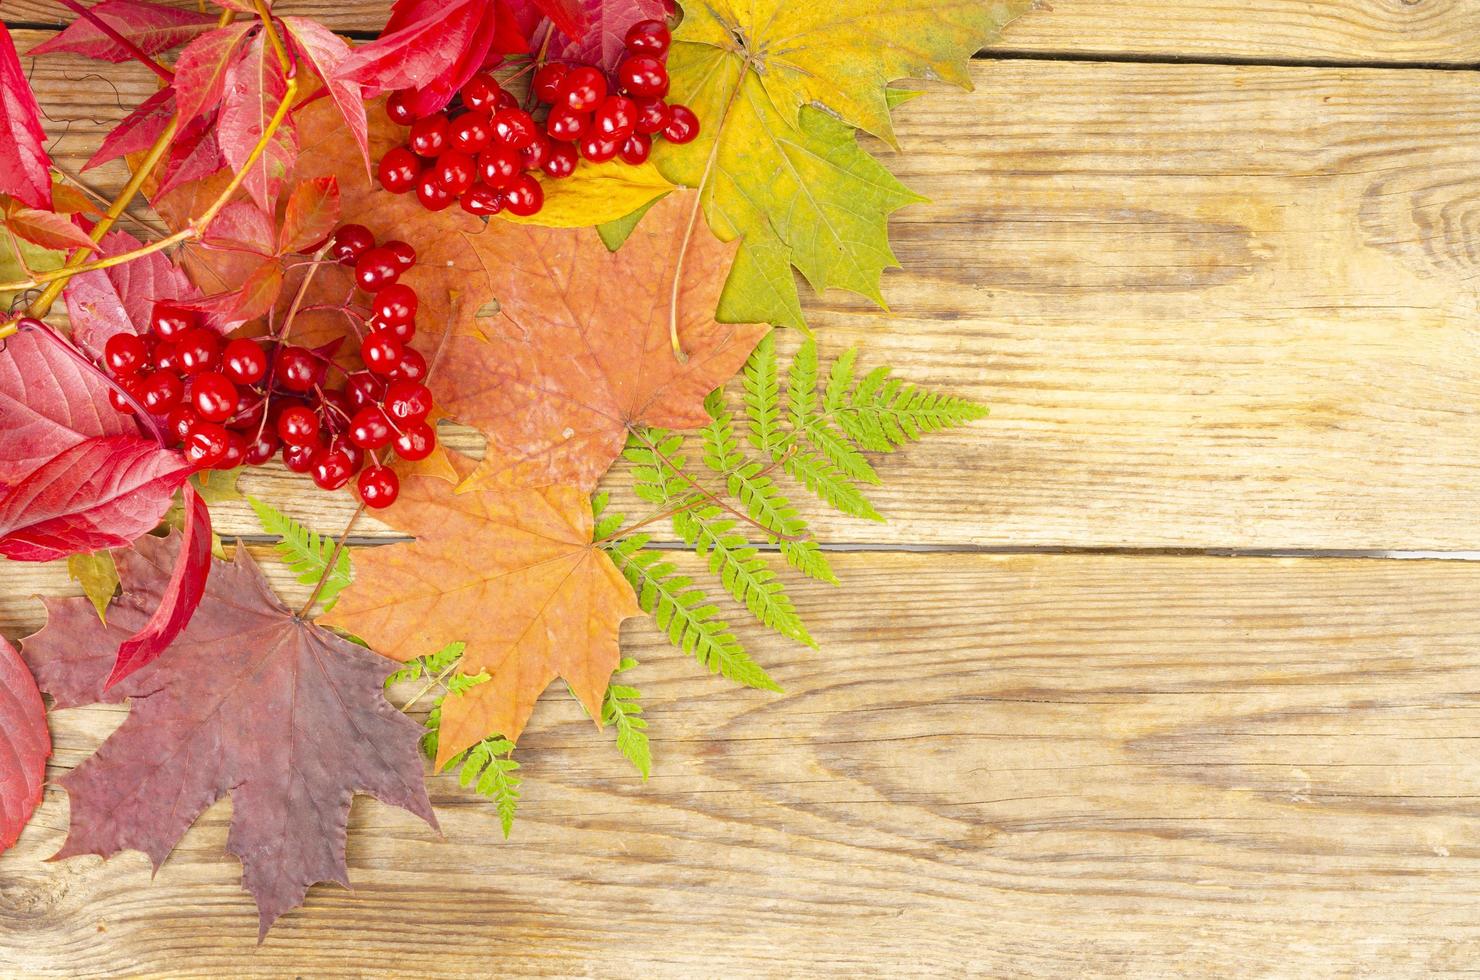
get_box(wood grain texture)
[5,552,1480,976]
[8,0,1480,63]
[16,49,1473,550]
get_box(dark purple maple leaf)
[0,23,53,210]
[22,533,438,938]
[0,634,49,856]
[31,0,216,63]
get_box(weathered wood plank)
[17,43,1480,548]
[8,0,1480,64]
[5,552,1480,976]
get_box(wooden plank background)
[4,2,1480,976]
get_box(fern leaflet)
[604,534,781,692]
[249,497,353,611]
[602,657,651,779]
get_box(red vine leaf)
[511,0,668,72]
[219,33,298,213]
[0,23,52,210]
[336,0,530,117]
[31,0,216,64]
[0,326,132,490]
[321,460,639,766]
[21,533,438,938]
[85,87,174,171]
[0,634,48,857]
[2,204,96,253]
[106,485,211,687]
[172,22,254,129]
[277,176,340,254]
[281,17,369,172]
[63,229,200,360]
[436,190,768,492]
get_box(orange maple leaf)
[320,458,640,767]
[438,190,769,492]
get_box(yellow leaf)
[497,159,673,229]
[67,551,119,622]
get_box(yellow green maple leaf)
[654,0,1031,330]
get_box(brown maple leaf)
[320,458,640,768]
[22,532,437,939]
[146,100,766,495]
[438,190,769,492]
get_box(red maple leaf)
[22,533,438,938]
[0,634,49,857]
[0,23,53,210]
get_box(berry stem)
[666,54,750,363]
[298,501,364,619]
[399,656,463,713]
[54,0,174,82]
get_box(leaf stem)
[399,658,461,713]
[0,77,301,320]
[54,0,174,82]
[252,0,292,75]
[297,500,363,618]
[666,53,751,363]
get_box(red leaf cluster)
[338,0,585,117]
[510,0,669,72]
[0,635,49,858]
[23,533,437,937]
[0,24,53,210]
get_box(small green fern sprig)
[249,497,353,611]
[603,338,987,698]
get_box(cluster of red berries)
[377,18,699,218]
[100,224,442,509]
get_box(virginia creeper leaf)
[282,17,370,173]
[2,205,95,253]
[0,634,48,857]
[509,0,668,72]
[22,533,437,938]
[0,23,52,210]
[32,0,216,63]
[321,461,640,767]
[0,326,132,490]
[172,22,254,129]
[219,33,298,212]
[106,484,211,687]
[62,229,199,360]
[86,87,174,171]
[277,176,340,255]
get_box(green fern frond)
[744,333,782,453]
[702,393,836,584]
[419,703,521,837]
[824,347,858,415]
[602,657,651,779]
[591,491,624,541]
[458,738,522,838]
[623,429,690,504]
[605,537,782,692]
[783,448,883,522]
[786,337,820,425]
[249,497,353,610]
[385,641,466,688]
[838,369,988,452]
[673,508,815,648]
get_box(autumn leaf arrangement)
[0,0,1029,937]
